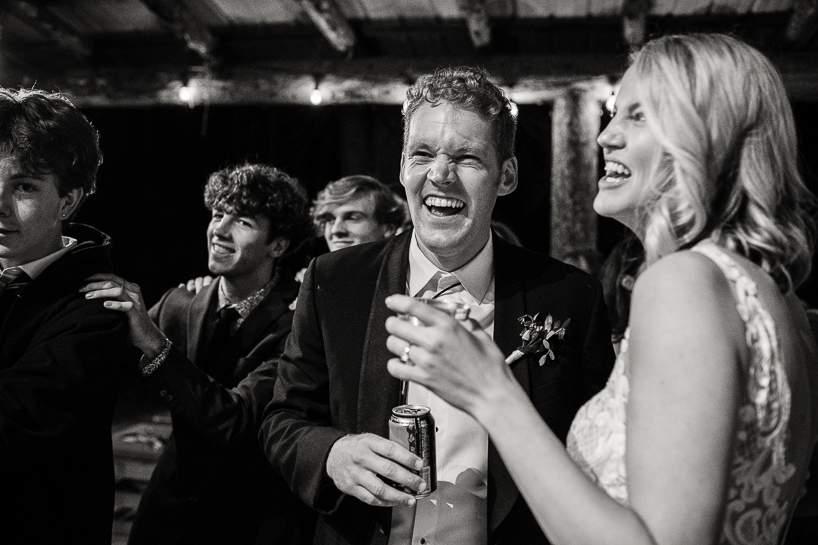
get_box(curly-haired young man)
[0,88,132,544]
[84,163,316,544]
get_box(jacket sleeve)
[142,286,291,445]
[0,296,130,471]
[258,260,347,514]
[141,339,283,445]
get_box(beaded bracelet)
[139,338,172,378]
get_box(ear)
[381,224,398,238]
[59,188,84,220]
[399,153,407,188]
[267,236,290,260]
[497,157,518,196]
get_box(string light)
[508,100,518,119]
[310,87,323,106]
[605,85,619,114]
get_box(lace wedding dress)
[566,243,801,544]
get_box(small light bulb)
[508,101,518,119]
[310,88,323,106]
[179,85,194,102]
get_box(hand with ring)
[81,273,167,358]
[384,294,515,419]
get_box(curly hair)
[204,163,313,256]
[402,66,517,163]
[0,88,102,213]
[630,33,816,291]
[311,175,408,234]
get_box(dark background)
[74,100,818,307]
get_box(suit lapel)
[357,233,411,436]
[187,280,219,364]
[233,274,297,354]
[489,235,531,531]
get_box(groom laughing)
[260,66,615,545]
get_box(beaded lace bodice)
[566,244,796,544]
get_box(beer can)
[388,404,436,497]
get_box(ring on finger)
[400,344,413,365]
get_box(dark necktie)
[201,306,241,376]
[0,267,27,297]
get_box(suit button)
[166,395,173,401]
[160,390,168,396]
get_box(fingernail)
[407,498,416,506]
[85,292,94,299]
[415,460,423,470]
[104,301,113,307]
[418,482,426,492]
[385,296,393,304]
[78,287,86,292]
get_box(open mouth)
[603,160,631,182]
[424,196,465,217]
[210,242,234,255]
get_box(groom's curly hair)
[402,66,517,163]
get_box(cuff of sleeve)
[139,338,172,378]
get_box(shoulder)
[630,249,744,357]
[312,231,407,281]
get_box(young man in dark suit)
[260,67,616,545]
[84,164,316,544]
[0,89,131,544]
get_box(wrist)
[472,372,526,432]
[139,338,172,378]
[137,328,167,359]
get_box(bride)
[384,33,818,545]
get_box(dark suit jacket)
[261,230,615,545]
[0,224,130,545]
[128,271,315,545]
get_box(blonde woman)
[384,33,818,545]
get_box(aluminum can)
[388,404,436,497]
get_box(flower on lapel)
[505,313,570,366]
[288,297,298,311]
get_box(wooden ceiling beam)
[4,1,91,58]
[622,0,650,48]
[138,0,220,67]
[297,0,356,54]
[10,52,818,107]
[458,0,492,48]
[785,0,818,49]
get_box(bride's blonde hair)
[632,33,815,291]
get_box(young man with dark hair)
[84,163,316,544]
[0,88,131,544]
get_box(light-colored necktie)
[415,270,464,299]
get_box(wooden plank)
[297,0,356,53]
[672,0,713,15]
[785,0,818,48]
[459,0,492,47]
[139,0,220,66]
[5,1,92,57]
[485,0,516,17]
[208,0,302,24]
[752,0,796,12]
[711,0,755,13]
[516,1,562,17]
[589,0,624,17]
[550,87,601,262]
[650,0,678,16]
[49,0,162,34]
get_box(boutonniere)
[505,313,570,366]
[288,297,298,311]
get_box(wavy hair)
[0,88,102,218]
[204,163,313,256]
[402,66,517,163]
[311,175,408,234]
[631,33,816,291]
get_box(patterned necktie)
[0,267,27,297]
[415,270,464,299]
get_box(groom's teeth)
[424,196,464,209]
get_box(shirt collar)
[408,232,494,303]
[10,237,78,280]
[217,269,279,320]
